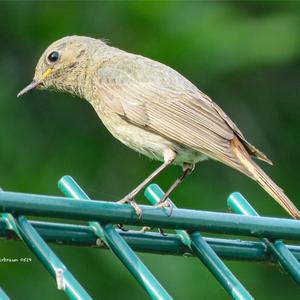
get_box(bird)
[17,35,300,219]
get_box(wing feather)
[94,54,269,173]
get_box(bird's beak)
[17,68,53,98]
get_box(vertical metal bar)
[228,192,300,286]
[1,213,22,239]
[0,188,21,239]
[58,175,172,300]
[145,184,254,300]
[15,216,92,300]
[0,288,10,300]
[144,185,191,248]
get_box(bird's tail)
[231,136,300,219]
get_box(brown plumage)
[17,36,300,219]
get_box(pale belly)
[97,109,208,166]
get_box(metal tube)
[0,288,10,300]
[0,190,299,240]
[228,192,300,286]
[58,176,172,300]
[1,218,280,261]
[0,187,92,300]
[190,232,254,300]
[14,215,92,300]
[145,184,253,300]
[144,184,191,248]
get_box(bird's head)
[17,35,103,98]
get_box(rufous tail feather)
[231,136,300,219]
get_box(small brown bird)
[18,36,299,219]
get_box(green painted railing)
[58,176,172,300]
[0,190,299,240]
[0,175,299,300]
[228,192,300,285]
[2,218,300,262]
[0,288,10,300]
[0,188,92,300]
[145,184,254,300]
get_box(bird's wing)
[95,54,269,172]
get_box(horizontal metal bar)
[2,218,300,263]
[0,219,97,246]
[0,191,300,240]
[58,176,172,300]
[145,184,253,300]
[228,192,300,286]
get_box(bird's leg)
[141,163,195,234]
[157,163,195,209]
[118,149,176,218]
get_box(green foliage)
[0,2,299,299]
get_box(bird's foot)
[117,224,128,232]
[140,226,167,236]
[140,198,170,235]
[140,226,151,233]
[158,228,168,236]
[118,197,143,219]
[155,199,173,217]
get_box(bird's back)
[90,46,270,175]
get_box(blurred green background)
[0,1,299,299]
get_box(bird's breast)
[91,99,207,165]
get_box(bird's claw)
[158,228,168,236]
[155,199,173,217]
[156,199,170,208]
[118,197,143,219]
[140,226,167,236]
[140,226,151,233]
[117,224,128,231]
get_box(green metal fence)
[0,175,300,299]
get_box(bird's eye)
[47,51,60,63]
